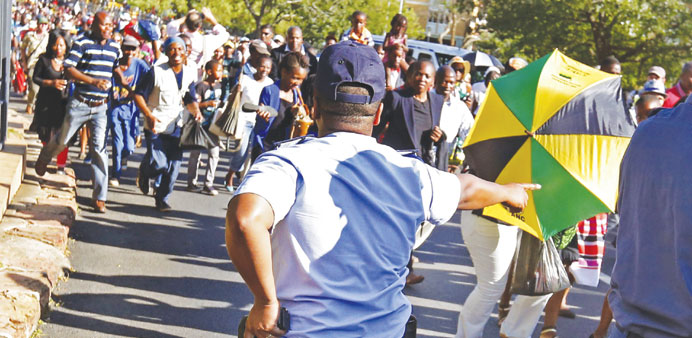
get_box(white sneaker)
[109,178,120,187]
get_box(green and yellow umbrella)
[462,50,635,240]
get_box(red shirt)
[663,82,687,108]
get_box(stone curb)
[0,108,77,338]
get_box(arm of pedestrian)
[112,67,133,93]
[186,102,204,122]
[226,193,286,338]
[456,173,541,210]
[201,7,219,27]
[133,94,160,133]
[65,66,110,90]
[430,126,444,143]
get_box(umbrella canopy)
[463,51,505,70]
[462,50,635,240]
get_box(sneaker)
[109,178,120,187]
[56,167,66,175]
[136,169,149,195]
[122,157,128,171]
[83,154,92,164]
[203,186,218,196]
[156,200,172,212]
[224,185,234,193]
[187,184,202,193]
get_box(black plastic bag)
[180,119,215,150]
[510,230,571,296]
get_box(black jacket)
[269,43,319,82]
[374,87,448,170]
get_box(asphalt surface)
[37,131,615,338]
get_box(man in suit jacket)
[375,60,448,171]
[269,26,318,81]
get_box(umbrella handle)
[524,130,535,137]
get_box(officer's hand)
[244,301,286,338]
[503,183,541,211]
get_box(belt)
[75,94,108,107]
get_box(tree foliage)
[475,0,692,89]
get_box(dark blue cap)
[315,41,385,104]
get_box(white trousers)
[455,211,550,338]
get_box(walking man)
[35,11,129,213]
[133,37,201,212]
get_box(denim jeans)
[109,111,136,179]
[227,116,256,172]
[37,97,109,201]
[140,129,182,204]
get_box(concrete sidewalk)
[0,97,77,338]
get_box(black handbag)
[179,119,215,150]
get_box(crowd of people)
[9,1,692,338]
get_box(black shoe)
[156,200,172,212]
[136,169,149,195]
[35,159,48,176]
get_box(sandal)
[497,305,511,326]
[539,326,558,338]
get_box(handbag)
[209,80,243,139]
[180,119,215,150]
[510,231,571,296]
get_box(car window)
[418,53,432,62]
[436,53,455,67]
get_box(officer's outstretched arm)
[226,193,286,338]
[456,173,540,211]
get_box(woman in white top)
[224,55,274,192]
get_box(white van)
[372,35,470,68]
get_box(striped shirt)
[64,35,122,101]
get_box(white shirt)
[235,132,460,337]
[185,25,230,66]
[439,95,475,148]
[239,74,273,124]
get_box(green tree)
[476,0,692,89]
[271,0,424,47]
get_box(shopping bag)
[180,119,215,150]
[510,231,571,296]
[569,213,608,287]
[13,60,27,93]
[209,83,243,139]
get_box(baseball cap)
[122,35,140,48]
[273,34,284,44]
[315,41,385,104]
[647,66,666,79]
[641,79,667,98]
[239,36,250,43]
[250,40,270,55]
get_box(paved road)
[37,128,615,337]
